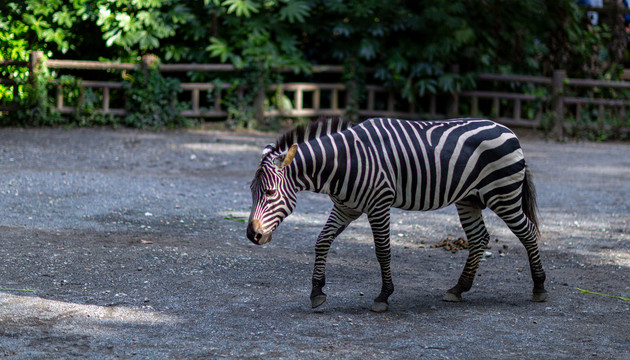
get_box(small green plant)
[539,110,558,138]
[224,214,247,223]
[78,87,120,127]
[1,287,36,292]
[222,76,256,129]
[577,288,630,301]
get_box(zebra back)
[274,117,353,153]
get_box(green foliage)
[279,0,310,23]
[202,0,313,124]
[1,56,190,128]
[1,0,628,135]
[1,65,120,127]
[0,4,31,103]
[1,1,619,78]
[121,66,188,129]
[0,0,197,62]
[58,75,120,127]
[208,0,311,71]
[2,58,64,127]
[96,0,193,57]
[564,104,630,142]
[0,0,91,55]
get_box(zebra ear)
[282,144,298,167]
[274,144,298,168]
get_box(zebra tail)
[522,167,540,236]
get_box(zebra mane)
[274,117,352,152]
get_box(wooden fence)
[2,51,630,138]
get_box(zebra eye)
[265,189,276,197]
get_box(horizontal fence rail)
[2,52,630,138]
[0,60,28,67]
[477,73,552,85]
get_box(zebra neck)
[288,145,340,195]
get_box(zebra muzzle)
[247,220,273,245]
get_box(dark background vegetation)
[1,0,629,130]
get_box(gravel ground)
[0,126,629,359]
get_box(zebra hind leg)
[494,208,548,302]
[444,201,490,302]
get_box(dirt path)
[1,127,629,359]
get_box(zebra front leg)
[444,201,490,302]
[311,205,361,308]
[368,209,394,312]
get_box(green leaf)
[453,27,474,45]
[1,288,36,292]
[138,31,159,49]
[277,94,293,111]
[222,0,259,18]
[322,0,347,13]
[411,62,440,77]
[438,73,455,93]
[52,6,75,28]
[577,288,630,301]
[207,37,232,63]
[22,14,48,36]
[104,29,122,47]
[417,78,437,97]
[359,38,376,60]
[115,12,131,29]
[332,23,352,37]
[279,0,310,24]
[387,53,408,74]
[369,23,385,37]
[276,32,298,54]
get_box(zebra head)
[247,143,299,245]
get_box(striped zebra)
[247,117,547,312]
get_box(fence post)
[331,89,338,111]
[253,76,265,126]
[429,95,436,118]
[26,51,46,112]
[12,82,19,108]
[56,83,63,110]
[552,69,566,140]
[29,51,44,84]
[471,95,479,117]
[141,54,158,75]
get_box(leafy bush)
[122,67,188,129]
[1,57,63,127]
[1,0,628,133]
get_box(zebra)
[247,117,547,312]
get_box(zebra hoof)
[442,292,462,302]
[371,301,389,313]
[532,291,548,302]
[311,294,327,308]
